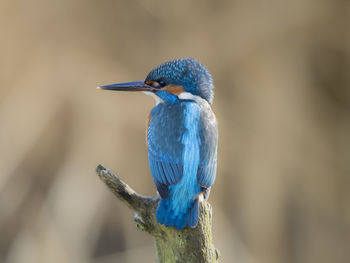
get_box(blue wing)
[148,156,182,198]
[148,99,217,199]
[148,101,203,199]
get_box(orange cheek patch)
[147,114,152,130]
[162,85,185,95]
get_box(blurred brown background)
[0,0,349,263]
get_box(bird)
[98,58,218,230]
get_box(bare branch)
[95,164,219,262]
[96,164,155,213]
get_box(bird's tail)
[156,198,199,230]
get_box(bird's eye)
[159,80,167,87]
[152,80,167,89]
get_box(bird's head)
[98,58,214,104]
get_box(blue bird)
[98,58,218,230]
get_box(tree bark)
[96,164,219,263]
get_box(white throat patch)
[143,91,164,105]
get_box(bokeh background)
[1,0,349,263]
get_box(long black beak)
[97,81,155,92]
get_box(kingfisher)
[98,58,218,230]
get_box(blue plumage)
[149,101,204,229]
[99,58,218,230]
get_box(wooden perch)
[96,164,219,263]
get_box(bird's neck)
[154,91,179,105]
